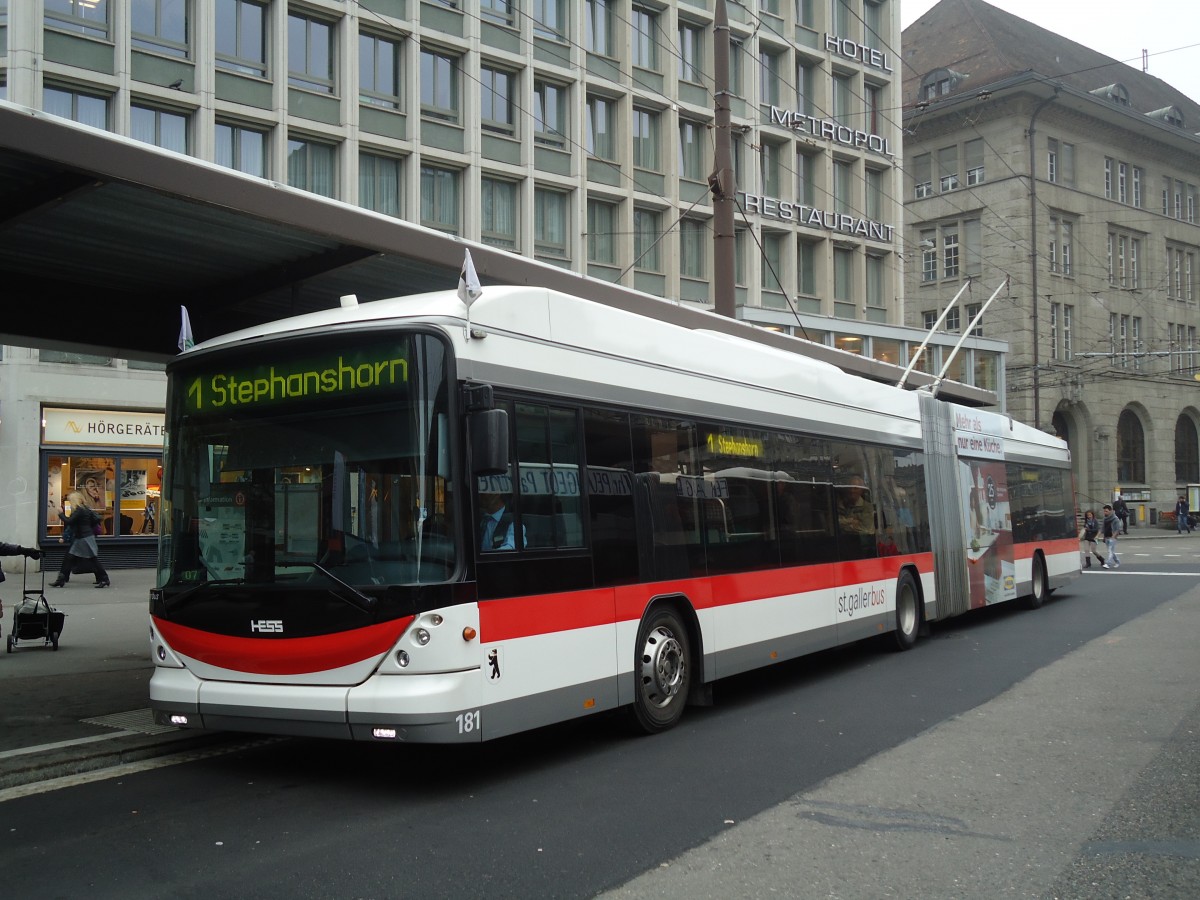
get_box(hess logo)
[250,619,284,633]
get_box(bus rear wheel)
[892,570,921,651]
[631,607,691,734]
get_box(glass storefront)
[40,408,165,563]
[44,454,161,539]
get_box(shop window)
[45,455,162,539]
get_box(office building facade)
[903,0,1200,519]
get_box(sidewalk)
[0,568,228,791]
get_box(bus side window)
[514,402,584,551]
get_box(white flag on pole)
[178,305,195,352]
[457,248,483,309]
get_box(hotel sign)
[825,34,893,73]
[768,106,894,157]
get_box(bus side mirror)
[470,409,510,476]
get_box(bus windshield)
[156,333,456,594]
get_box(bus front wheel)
[892,570,921,651]
[631,607,691,734]
[1023,554,1049,610]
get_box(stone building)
[902,0,1200,520]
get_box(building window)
[798,0,816,29]
[480,66,515,134]
[865,83,883,134]
[1117,162,1128,204]
[587,198,617,265]
[965,139,984,186]
[832,0,851,36]
[534,187,569,259]
[216,121,266,177]
[359,152,402,217]
[796,150,816,206]
[45,0,109,38]
[760,48,783,108]
[833,247,854,303]
[865,168,883,220]
[965,302,983,336]
[43,85,109,130]
[216,0,266,77]
[937,145,958,192]
[797,61,815,116]
[943,226,959,278]
[1117,410,1145,484]
[761,232,785,296]
[964,218,982,276]
[833,160,853,214]
[632,107,660,172]
[420,165,460,234]
[1049,216,1073,276]
[832,75,854,125]
[760,141,782,196]
[920,229,937,282]
[533,0,567,40]
[1130,238,1140,288]
[1061,141,1075,186]
[1132,167,1142,207]
[680,218,706,279]
[421,49,460,123]
[632,6,660,71]
[679,119,705,182]
[288,13,334,94]
[1104,158,1112,199]
[634,208,662,272]
[1050,302,1059,360]
[360,33,402,109]
[534,80,567,147]
[866,255,885,308]
[922,310,937,332]
[132,0,188,58]
[1046,138,1057,183]
[585,0,614,56]
[586,94,616,160]
[481,177,518,250]
[130,105,188,154]
[481,0,515,28]
[729,37,744,98]
[798,240,816,295]
[287,137,336,198]
[1063,304,1073,359]
[914,153,932,199]
[679,21,703,83]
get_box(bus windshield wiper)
[164,577,246,613]
[282,562,378,614]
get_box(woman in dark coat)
[51,491,110,588]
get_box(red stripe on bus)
[153,617,413,676]
[481,554,934,642]
[1012,538,1079,560]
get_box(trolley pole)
[710,0,736,319]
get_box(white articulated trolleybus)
[149,286,1078,742]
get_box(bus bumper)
[150,666,484,743]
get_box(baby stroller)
[6,553,66,652]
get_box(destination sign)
[182,347,409,413]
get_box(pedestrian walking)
[1101,504,1121,569]
[1176,495,1192,535]
[1079,510,1105,568]
[50,491,111,588]
[1113,495,1130,534]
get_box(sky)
[900,0,1200,106]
